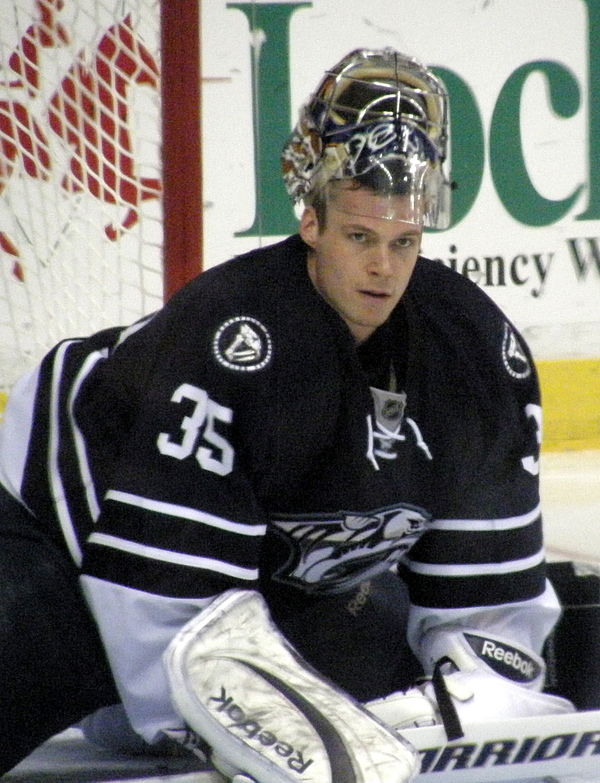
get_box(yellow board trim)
[2,362,599,450]
[537,358,600,452]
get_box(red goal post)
[0,0,201,403]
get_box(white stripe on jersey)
[80,574,214,743]
[87,531,259,580]
[406,550,545,577]
[105,489,267,536]
[115,312,156,349]
[68,348,110,523]
[427,504,541,532]
[48,340,85,565]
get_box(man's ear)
[299,206,319,248]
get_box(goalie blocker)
[164,589,420,783]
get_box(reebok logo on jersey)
[213,316,273,372]
[464,632,541,683]
[209,685,314,774]
[346,580,372,617]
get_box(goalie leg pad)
[164,589,420,783]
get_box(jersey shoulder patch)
[212,316,273,373]
[410,257,535,387]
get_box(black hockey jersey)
[0,234,558,741]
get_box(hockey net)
[0,0,200,401]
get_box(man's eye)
[348,231,369,243]
[393,236,416,250]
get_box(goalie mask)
[281,48,451,228]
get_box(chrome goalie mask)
[281,48,451,228]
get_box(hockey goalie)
[2,46,599,783]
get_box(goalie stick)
[97,708,600,782]
[403,708,600,782]
[99,709,600,783]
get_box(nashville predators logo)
[270,503,430,594]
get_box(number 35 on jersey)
[157,383,234,476]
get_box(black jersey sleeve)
[399,259,557,654]
[78,281,282,600]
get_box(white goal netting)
[0,0,163,396]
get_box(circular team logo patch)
[501,322,531,380]
[213,316,273,372]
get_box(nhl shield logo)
[213,316,273,372]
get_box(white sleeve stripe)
[427,503,541,531]
[115,313,155,348]
[87,532,259,580]
[67,348,110,523]
[406,550,545,577]
[105,489,267,536]
[48,340,84,566]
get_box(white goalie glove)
[163,589,420,783]
[366,627,574,740]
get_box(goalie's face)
[300,184,422,344]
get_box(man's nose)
[368,246,393,275]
